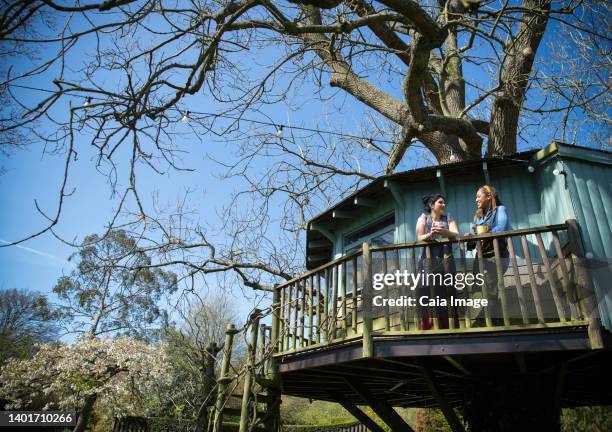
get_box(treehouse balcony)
[257,144,612,429]
[273,222,600,363]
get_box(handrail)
[276,249,362,290]
[277,224,570,291]
[371,223,569,252]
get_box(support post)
[566,219,604,349]
[328,392,386,432]
[240,310,261,432]
[346,379,414,432]
[213,324,236,432]
[420,364,465,432]
[266,289,282,432]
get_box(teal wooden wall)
[334,165,552,256]
[562,157,612,329]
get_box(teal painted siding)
[563,158,612,329]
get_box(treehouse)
[263,142,612,431]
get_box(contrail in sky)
[0,239,76,268]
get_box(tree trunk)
[488,0,551,156]
[463,373,560,431]
[73,393,97,432]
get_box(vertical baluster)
[285,286,292,350]
[279,287,285,352]
[552,231,579,321]
[382,250,391,331]
[476,241,493,328]
[493,238,510,326]
[459,241,469,329]
[395,249,407,331]
[341,260,348,337]
[521,234,545,324]
[443,243,456,330]
[300,279,306,347]
[292,283,298,350]
[316,273,322,344]
[535,232,566,322]
[331,265,339,340]
[308,275,314,345]
[271,288,281,366]
[426,245,439,330]
[323,268,330,343]
[410,248,419,330]
[507,236,528,324]
[352,256,358,334]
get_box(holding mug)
[476,224,490,235]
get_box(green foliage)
[280,423,362,431]
[0,288,59,363]
[280,396,415,431]
[53,230,178,338]
[414,408,451,432]
[281,396,353,425]
[561,406,612,432]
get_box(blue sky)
[0,1,608,331]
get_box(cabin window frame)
[343,212,396,254]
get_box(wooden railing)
[271,219,601,357]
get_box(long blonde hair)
[473,185,501,222]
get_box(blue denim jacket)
[472,205,509,233]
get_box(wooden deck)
[259,220,611,412]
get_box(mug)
[476,225,490,234]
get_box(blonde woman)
[467,185,509,325]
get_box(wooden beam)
[419,364,465,432]
[328,391,386,432]
[354,197,376,207]
[307,253,329,262]
[308,239,329,248]
[310,223,335,243]
[443,356,471,376]
[346,378,415,432]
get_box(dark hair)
[422,194,445,213]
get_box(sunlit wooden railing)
[270,219,601,357]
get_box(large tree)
[0,337,170,432]
[53,229,178,338]
[0,288,59,363]
[0,1,609,291]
